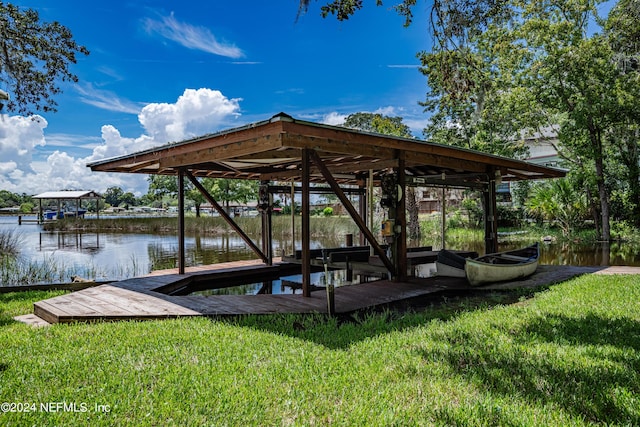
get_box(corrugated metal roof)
[32,190,101,199]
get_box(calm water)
[2,215,640,286]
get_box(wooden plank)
[33,301,65,324]
[33,295,103,323]
[159,134,284,169]
[14,314,51,327]
[91,286,200,316]
[50,289,138,317]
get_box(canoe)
[465,243,539,286]
[435,249,469,278]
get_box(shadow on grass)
[0,290,65,327]
[220,289,542,350]
[417,312,640,425]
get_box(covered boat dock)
[86,113,565,298]
[32,190,102,222]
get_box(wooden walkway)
[15,262,640,326]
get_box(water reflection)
[193,270,355,296]
[2,215,640,284]
[37,232,102,255]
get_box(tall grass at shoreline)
[43,215,362,238]
[0,228,147,285]
[0,253,147,285]
[0,228,22,257]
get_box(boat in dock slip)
[465,243,540,286]
[43,209,87,220]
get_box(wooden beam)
[308,149,396,276]
[184,170,268,264]
[282,134,397,159]
[159,134,284,169]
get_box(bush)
[322,207,334,217]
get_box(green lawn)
[1,275,639,426]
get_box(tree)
[147,175,178,203]
[343,112,412,137]
[209,179,258,213]
[604,0,640,226]
[525,178,588,236]
[420,0,629,241]
[0,2,89,115]
[147,175,259,215]
[104,186,124,207]
[341,112,423,239]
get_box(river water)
[2,215,639,286]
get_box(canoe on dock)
[465,243,539,286]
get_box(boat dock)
[14,260,628,326]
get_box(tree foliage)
[341,112,422,238]
[302,0,640,239]
[343,112,412,137]
[525,178,588,236]
[0,2,89,115]
[146,175,258,214]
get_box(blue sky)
[0,1,433,195]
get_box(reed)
[42,215,361,237]
[0,229,22,257]
[0,254,147,286]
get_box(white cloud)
[0,115,46,174]
[138,88,241,142]
[373,106,398,116]
[143,12,244,59]
[321,111,347,126]
[0,88,243,196]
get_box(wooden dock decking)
[16,262,640,326]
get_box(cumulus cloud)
[321,112,347,126]
[143,12,244,58]
[0,115,46,174]
[0,88,243,196]
[138,88,241,142]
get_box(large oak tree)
[0,2,89,115]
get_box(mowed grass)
[1,275,639,426]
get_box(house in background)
[415,130,562,210]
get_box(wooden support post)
[178,169,186,274]
[290,180,295,256]
[260,180,273,266]
[266,204,273,265]
[359,181,367,246]
[395,155,408,281]
[369,170,374,255]
[483,172,499,254]
[441,186,446,250]
[185,170,268,263]
[308,149,395,276]
[301,149,311,297]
